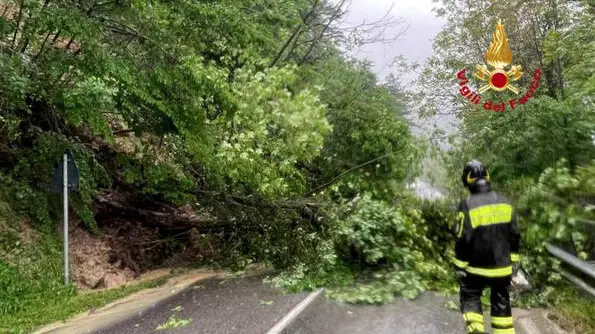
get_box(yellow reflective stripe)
[492,316,514,327]
[457,212,465,237]
[493,328,516,334]
[467,172,477,185]
[511,253,520,262]
[463,312,483,323]
[453,257,469,269]
[469,204,512,228]
[466,266,512,277]
[466,322,485,333]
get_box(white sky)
[341,0,446,81]
[341,1,456,150]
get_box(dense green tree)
[415,0,595,297]
[296,57,419,202]
[413,0,594,186]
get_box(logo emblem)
[474,19,523,94]
[456,19,542,112]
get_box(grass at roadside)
[548,286,595,334]
[0,274,171,334]
[0,203,175,334]
[512,282,594,334]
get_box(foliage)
[6,132,110,230]
[548,285,595,334]
[0,197,68,330]
[0,2,426,327]
[416,0,579,120]
[156,315,192,331]
[429,0,594,188]
[0,0,418,216]
[207,65,331,198]
[409,4,595,330]
[0,186,171,334]
[0,5,427,334]
[1,268,171,333]
[270,194,454,304]
[0,0,589,323]
[116,152,196,205]
[516,159,594,287]
[0,0,331,203]
[298,57,419,201]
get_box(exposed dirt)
[70,204,221,291]
[70,213,183,290]
[70,227,137,290]
[79,268,175,295]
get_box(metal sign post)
[63,153,69,285]
[50,150,80,286]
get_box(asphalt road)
[93,273,309,334]
[92,273,562,334]
[281,292,464,334]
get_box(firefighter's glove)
[512,263,520,276]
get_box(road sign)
[50,151,80,193]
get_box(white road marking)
[265,288,324,334]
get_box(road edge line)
[32,270,221,334]
[266,288,325,334]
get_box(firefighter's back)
[464,191,514,273]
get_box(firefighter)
[452,160,521,334]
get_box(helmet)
[461,160,490,190]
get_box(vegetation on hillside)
[0,0,423,330]
[407,0,595,328]
[0,0,593,332]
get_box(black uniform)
[453,190,521,334]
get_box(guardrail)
[545,217,595,297]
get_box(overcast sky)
[341,0,446,81]
[341,1,455,150]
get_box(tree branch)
[304,147,409,197]
[51,30,61,43]
[10,0,25,50]
[298,0,347,65]
[269,0,319,67]
[34,30,52,60]
[97,195,220,228]
[113,129,135,136]
[100,16,175,61]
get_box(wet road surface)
[92,273,563,334]
[93,273,308,334]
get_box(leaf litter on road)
[156,315,192,330]
[443,300,459,311]
[171,305,184,312]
